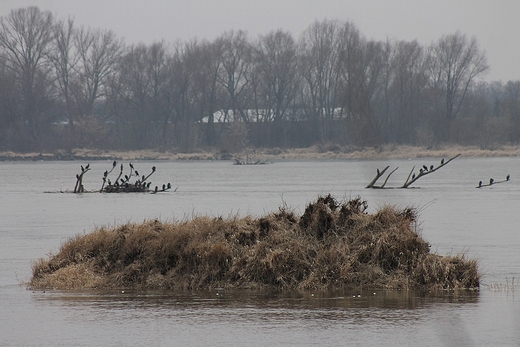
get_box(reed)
[29,195,480,291]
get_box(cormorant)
[490,178,494,185]
[478,181,482,188]
[377,168,380,175]
[412,173,416,179]
[81,165,84,172]
[167,183,171,189]
[430,165,434,171]
[135,170,139,177]
[147,182,151,188]
[129,163,134,169]
[507,174,510,181]
[152,166,156,172]
[162,184,166,191]
[113,160,117,167]
[441,158,444,165]
[423,165,428,171]
[104,170,108,177]
[154,186,158,193]
[420,168,424,174]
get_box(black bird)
[86,164,90,170]
[412,173,416,179]
[154,186,158,193]
[147,182,151,189]
[104,170,108,177]
[423,165,428,171]
[124,175,129,181]
[420,168,424,174]
[377,168,380,175]
[478,181,482,188]
[129,163,134,169]
[152,166,156,172]
[430,165,434,171]
[162,184,166,191]
[81,165,84,172]
[441,158,445,165]
[167,183,171,189]
[490,178,494,185]
[113,160,117,167]
[135,170,139,177]
[506,174,510,181]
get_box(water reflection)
[33,288,479,313]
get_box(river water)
[1,158,519,346]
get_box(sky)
[1,0,519,82]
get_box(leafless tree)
[0,6,55,149]
[75,27,124,118]
[217,30,253,124]
[427,32,489,141]
[251,29,299,146]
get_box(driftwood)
[476,175,511,188]
[73,162,174,194]
[401,154,460,188]
[74,164,90,193]
[366,166,399,189]
[366,154,460,189]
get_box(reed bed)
[29,195,480,291]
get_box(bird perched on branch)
[490,178,494,185]
[506,174,510,181]
[423,165,428,171]
[441,158,445,165]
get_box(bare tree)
[75,27,124,118]
[217,30,253,124]
[299,20,345,143]
[49,16,80,145]
[0,6,55,149]
[251,29,299,146]
[427,32,489,141]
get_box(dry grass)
[3,144,520,162]
[29,195,480,291]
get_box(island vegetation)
[29,195,479,291]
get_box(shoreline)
[1,144,520,162]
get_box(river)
[1,158,519,346]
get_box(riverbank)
[2,144,520,162]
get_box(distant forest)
[1,6,519,153]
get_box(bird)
[135,170,139,177]
[441,158,445,165]
[412,173,416,179]
[478,181,482,188]
[85,164,90,170]
[104,170,108,177]
[147,182,151,189]
[129,163,134,169]
[377,168,380,175]
[81,165,84,172]
[167,183,171,189]
[420,168,424,174]
[490,178,494,185]
[423,165,428,171]
[430,165,434,171]
[154,186,158,193]
[152,166,156,172]
[113,160,117,167]
[506,174,510,181]
[162,184,166,191]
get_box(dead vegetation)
[29,195,480,291]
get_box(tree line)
[0,6,519,153]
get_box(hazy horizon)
[1,0,519,82]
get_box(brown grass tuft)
[29,195,480,291]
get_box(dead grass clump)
[29,195,480,291]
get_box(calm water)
[1,158,519,346]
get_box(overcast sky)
[1,0,519,82]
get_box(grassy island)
[29,195,479,291]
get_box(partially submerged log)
[366,154,460,189]
[72,162,174,194]
[476,174,511,188]
[401,154,460,188]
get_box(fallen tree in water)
[29,195,479,291]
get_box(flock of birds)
[477,174,511,188]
